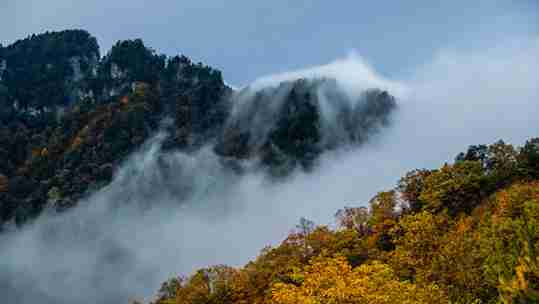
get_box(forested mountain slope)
[150,138,539,304]
[0,30,396,227]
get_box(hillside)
[0,30,231,226]
[0,30,396,227]
[149,138,539,304]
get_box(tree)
[398,169,432,213]
[335,206,370,235]
[480,182,539,303]
[389,211,448,282]
[419,161,485,215]
[456,144,488,165]
[161,265,237,304]
[519,138,539,179]
[369,191,397,226]
[272,255,448,304]
[295,217,315,236]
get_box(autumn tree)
[156,265,237,304]
[335,206,370,235]
[272,255,448,304]
[480,182,539,303]
[389,211,448,282]
[419,161,485,215]
[519,138,539,179]
[397,169,432,213]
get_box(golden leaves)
[271,256,447,304]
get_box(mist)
[1,35,538,304]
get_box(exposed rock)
[69,56,84,82]
[0,59,6,81]
[110,63,127,80]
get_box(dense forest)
[149,138,539,304]
[0,30,395,227]
[0,30,231,226]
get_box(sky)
[1,1,538,85]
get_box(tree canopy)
[150,137,539,304]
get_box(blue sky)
[1,1,538,85]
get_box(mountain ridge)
[0,30,397,227]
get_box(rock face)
[0,59,6,81]
[0,29,398,227]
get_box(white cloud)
[250,51,409,98]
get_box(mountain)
[0,30,396,227]
[216,78,396,175]
[150,138,539,304]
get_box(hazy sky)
[2,1,538,85]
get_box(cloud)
[250,51,409,98]
[0,35,538,304]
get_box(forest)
[0,30,395,227]
[149,138,539,304]
[0,30,230,225]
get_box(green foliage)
[2,30,99,110]
[420,161,486,215]
[99,39,165,83]
[478,182,539,303]
[519,138,539,179]
[0,30,229,226]
[398,169,432,212]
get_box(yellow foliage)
[489,182,539,303]
[271,255,447,304]
[389,211,447,281]
[151,177,539,304]
[71,136,83,150]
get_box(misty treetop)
[216,78,396,175]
